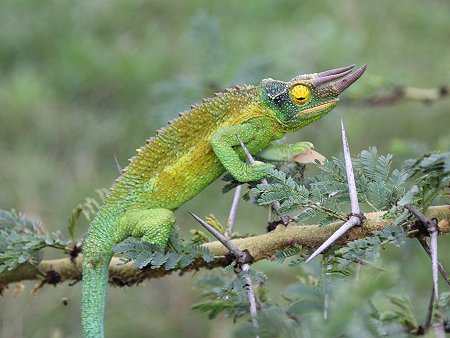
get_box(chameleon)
[81,64,366,337]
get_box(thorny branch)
[190,212,247,263]
[405,204,441,300]
[424,286,435,333]
[226,185,242,237]
[191,211,259,337]
[404,204,449,337]
[416,238,450,287]
[0,206,448,288]
[236,135,289,225]
[227,185,260,337]
[306,120,364,263]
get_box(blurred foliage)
[0,209,69,273]
[0,0,449,337]
[402,152,450,207]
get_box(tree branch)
[1,205,449,288]
[346,85,449,107]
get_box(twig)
[229,138,269,336]
[190,212,260,337]
[430,230,439,299]
[405,204,440,299]
[417,238,450,287]
[323,262,332,320]
[306,121,364,262]
[236,135,289,225]
[346,85,449,107]
[424,285,435,332]
[242,263,260,337]
[226,185,242,237]
[227,185,260,337]
[189,212,247,263]
[405,205,437,229]
[323,292,329,320]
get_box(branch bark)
[1,205,449,288]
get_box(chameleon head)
[260,64,367,131]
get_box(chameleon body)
[81,64,366,337]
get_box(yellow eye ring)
[290,84,311,105]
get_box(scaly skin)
[81,64,366,337]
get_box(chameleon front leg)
[211,123,275,182]
[256,141,313,162]
[117,208,176,247]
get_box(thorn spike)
[305,219,358,263]
[341,120,360,214]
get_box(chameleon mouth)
[299,99,338,116]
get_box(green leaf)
[0,209,70,272]
[164,253,181,270]
[67,205,83,243]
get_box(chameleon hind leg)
[118,208,175,247]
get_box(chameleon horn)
[333,64,367,93]
[312,68,353,87]
[316,64,355,78]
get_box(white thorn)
[306,121,362,263]
[341,119,360,214]
[305,218,359,263]
[430,230,439,300]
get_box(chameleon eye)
[290,84,311,105]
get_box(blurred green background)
[0,1,449,337]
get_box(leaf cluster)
[384,151,450,229]
[370,295,419,334]
[112,232,214,270]
[201,149,450,336]
[0,209,70,272]
[273,245,307,265]
[401,152,450,208]
[79,188,109,223]
[192,269,267,321]
[225,263,398,338]
[251,147,410,228]
[335,225,407,264]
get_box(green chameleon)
[81,64,366,337]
